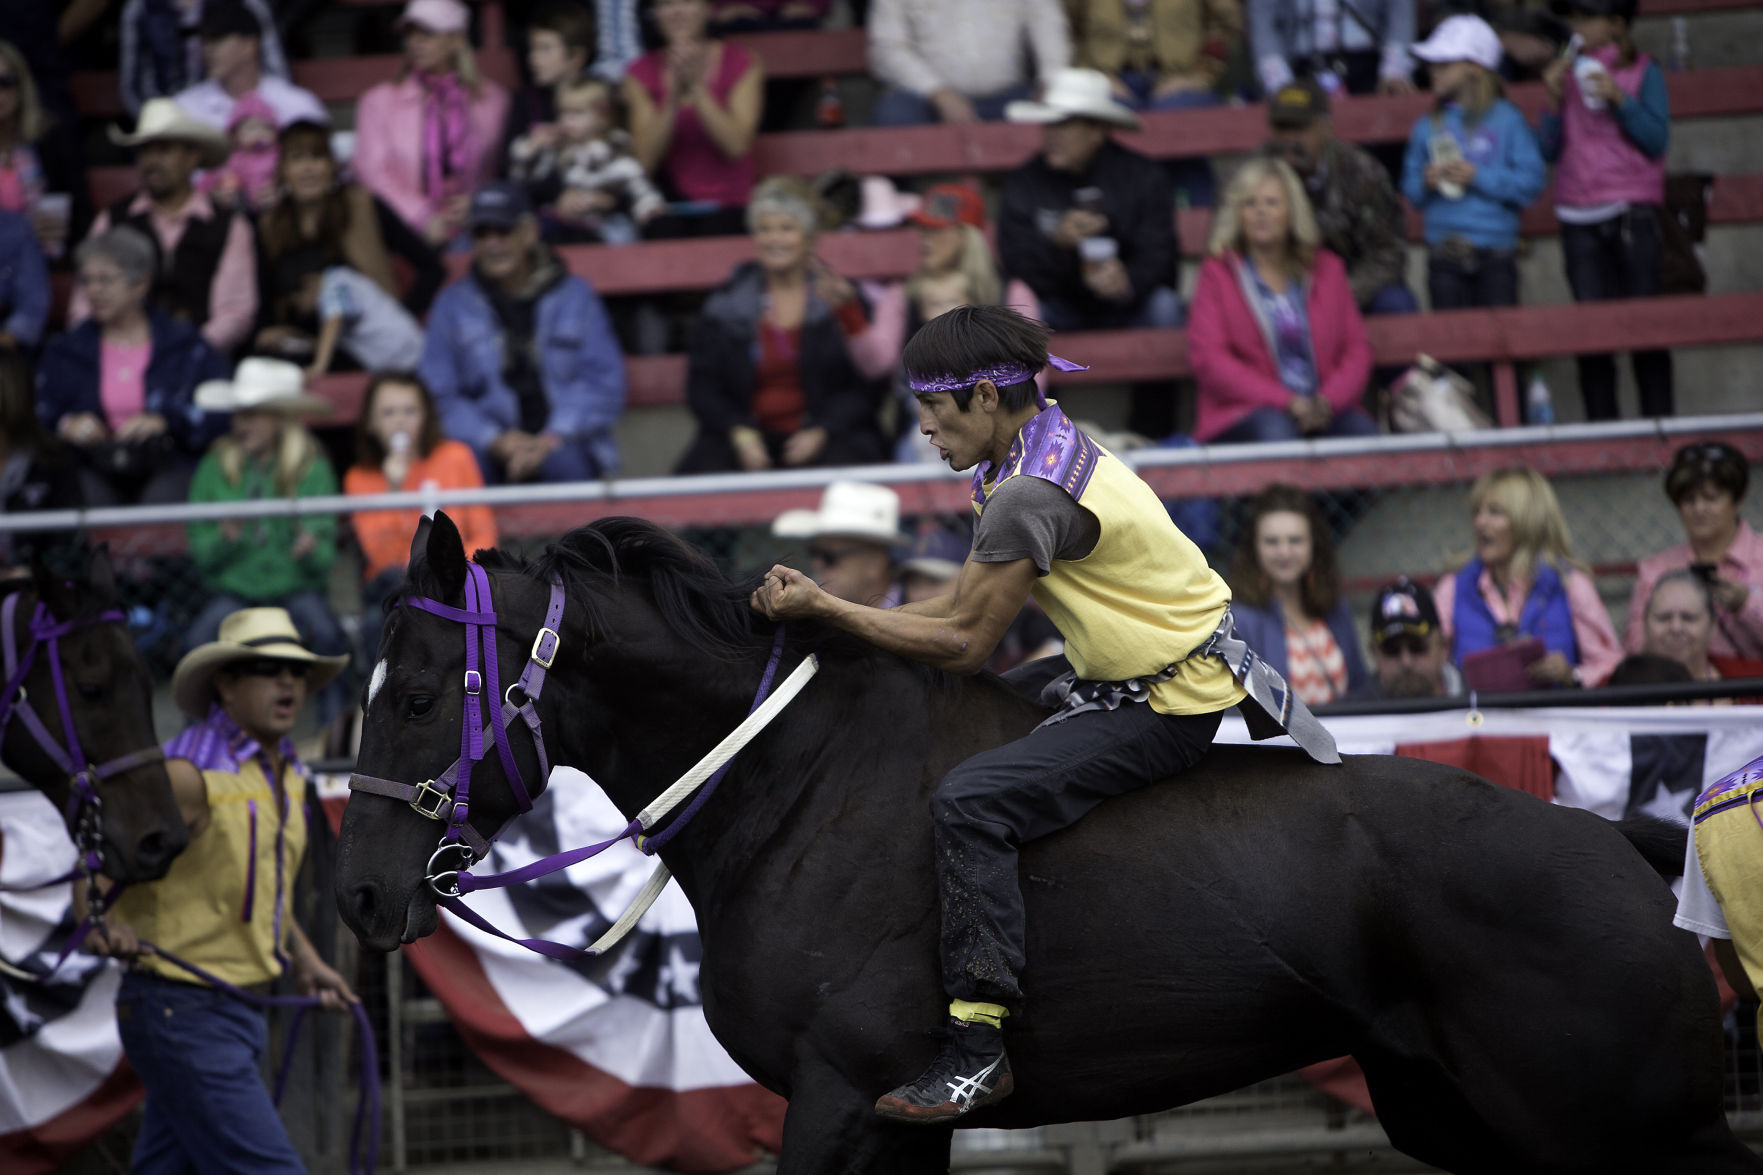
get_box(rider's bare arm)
[167,757,211,838]
[893,592,956,618]
[753,556,1037,673]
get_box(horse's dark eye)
[76,682,103,703]
[406,695,434,719]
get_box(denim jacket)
[418,253,627,475]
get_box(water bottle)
[1671,17,1691,71]
[816,77,844,129]
[1526,374,1555,425]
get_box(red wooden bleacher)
[78,64,1763,230]
[302,290,1763,432]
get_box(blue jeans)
[1119,73,1221,207]
[473,436,604,484]
[1361,282,1419,317]
[1211,404,1381,444]
[117,972,305,1174]
[870,82,1033,126]
[1038,284,1185,332]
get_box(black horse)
[336,515,1761,1174]
[1,551,187,881]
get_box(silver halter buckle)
[408,779,452,821]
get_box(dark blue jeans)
[117,972,306,1174]
[870,82,1033,126]
[1212,404,1381,444]
[1561,210,1674,420]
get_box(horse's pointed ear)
[408,514,435,575]
[424,511,468,602]
[30,554,73,616]
[86,545,118,603]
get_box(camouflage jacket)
[1305,139,1409,308]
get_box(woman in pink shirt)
[1433,467,1623,688]
[1188,158,1378,444]
[1625,442,1763,661]
[623,0,765,238]
[353,0,510,246]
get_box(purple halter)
[0,589,168,877]
[347,563,566,887]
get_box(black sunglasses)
[1378,634,1430,658]
[808,544,871,567]
[231,658,311,679]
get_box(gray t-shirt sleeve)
[971,476,1100,575]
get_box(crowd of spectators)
[0,0,1736,712]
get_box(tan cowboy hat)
[1005,69,1141,131]
[195,357,334,416]
[172,607,350,717]
[772,481,908,548]
[109,98,231,168]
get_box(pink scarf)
[417,70,475,203]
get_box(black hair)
[902,305,1048,412]
[1665,441,1748,506]
[1608,653,1694,689]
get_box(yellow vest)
[1693,776,1763,1036]
[979,440,1246,716]
[115,759,308,987]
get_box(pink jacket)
[353,74,510,235]
[1188,249,1372,442]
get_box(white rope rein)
[585,653,820,956]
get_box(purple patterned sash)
[972,402,1102,510]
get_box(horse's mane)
[463,518,967,692]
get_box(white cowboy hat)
[773,481,908,547]
[109,98,231,168]
[398,0,470,33]
[172,607,350,718]
[855,176,922,230]
[195,357,334,416]
[1006,69,1141,131]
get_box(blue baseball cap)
[467,182,532,231]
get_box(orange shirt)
[345,440,498,581]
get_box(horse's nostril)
[136,831,173,867]
[351,882,380,922]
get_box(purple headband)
[906,353,1090,395]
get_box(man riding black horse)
[750,305,1340,1124]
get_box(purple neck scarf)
[973,401,1102,509]
[417,70,474,203]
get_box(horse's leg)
[1356,1045,1534,1175]
[777,1064,955,1175]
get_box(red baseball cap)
[907,184,987,231]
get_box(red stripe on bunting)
[403,920,785,1171]
[1395,735,1555,802]
[0,1060,141,1175]
[321,796,784,1170]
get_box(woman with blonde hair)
[1188,156,1375,444]
[676,175,887,473]
[0,39,83,253]
[184,358,351,717]
[354,0,511,245]
[843,184,1039,462]
[1433,467,1623,687]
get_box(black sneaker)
[874,1017,1014,1124]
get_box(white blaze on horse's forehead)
[367,660,388,709]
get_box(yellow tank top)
[979,441,1246,716]
[114,759,308,987]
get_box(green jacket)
[188,445,338,601]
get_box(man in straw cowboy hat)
[184,357,353,721]
[997,68,1183,338]
[752,305,1339,1124]
[69,96,259,354]
[82,606,356,1173]
[772,480,909,609]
